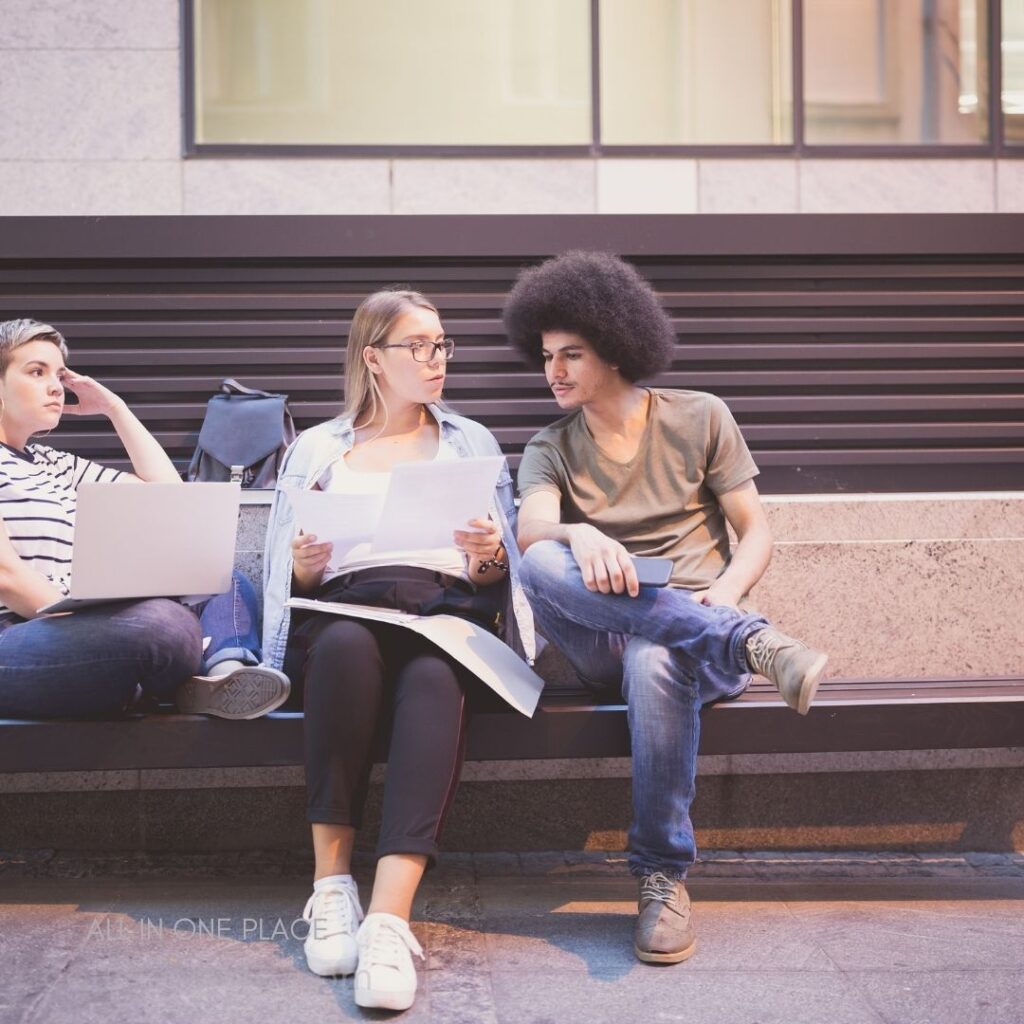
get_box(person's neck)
[580,383,650,441]
[0,423,29,452]
[361,399,430,438]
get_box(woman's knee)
[394,654,463,710]
[303,619,385,701]
[307,618,380,665]
[114,599,203,680]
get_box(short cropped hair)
[0,319,68,375]
[502,250,675,382]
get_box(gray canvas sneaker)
[175,662,290,719]
[634,872,697,964]
[744,627,828,716]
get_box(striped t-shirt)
[0,442,123,619]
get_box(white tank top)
[317,436,469,583]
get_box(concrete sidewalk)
[2,850,1023,1024]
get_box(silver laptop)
[38,482,241,613]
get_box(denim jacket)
[261,406,536,671]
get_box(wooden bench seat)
[2,675,1021,776]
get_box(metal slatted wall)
[0,214,1021,493]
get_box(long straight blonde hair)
[341,289,440,432]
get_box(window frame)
[182,0,1022,158]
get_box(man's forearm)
[517,518,576,554]
[716,524,773,599]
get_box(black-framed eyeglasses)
[378,338,456,363]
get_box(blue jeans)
[519,541,769,879]
[0,571,264,719]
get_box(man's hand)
[291,530,333,593]
[60,370,125,417]
[691,580,744,611]
[568,524,640,597]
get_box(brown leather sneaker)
[744,627,828,716]
[634,872,697,964]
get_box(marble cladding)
[798,159,996,213]
[755,495,1023,679]
[0,0,179,49]
[3,154,1019,215]
[4,767,1023,850]
[761,494,1024,542]
[995,159,1024,212]
[0,161,183,216]
[753,538,1022,679]
[697,159,799,213]
[5,747,1024,794]
[182,160,392,216]
[0,49,181,161]
[595,159,697,214]
[391,159,596,214]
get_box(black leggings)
[289,614,469,865]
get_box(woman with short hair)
[0,318,288,720]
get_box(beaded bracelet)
[476,546,510,575]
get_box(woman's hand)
[455,517,507,585]
[60,371,125,418]
[291,530,333,594]
[453,517,502,561]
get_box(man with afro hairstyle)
[504,250,828,966]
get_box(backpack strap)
[220,377,277,399]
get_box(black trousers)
[285,568,498,865]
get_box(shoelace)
[362,917,425,967]
[640,872,677,905]
[745,629,780,677]
[302,886,363,940]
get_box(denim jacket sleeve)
[260,434,304,671]
[261,419,356,670]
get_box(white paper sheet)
[371,455,504,553]
[283,488,385,570]
[286,597,544,718]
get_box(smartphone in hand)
[631,556,673,587]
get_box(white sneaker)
[302,883,364,976]
[354,912,424,1011]
[175,660,290,720]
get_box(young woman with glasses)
[261,289,534,1010]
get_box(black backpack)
[187,378,296,488]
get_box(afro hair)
[502,250,675,382]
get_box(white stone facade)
[0,0,1020,216]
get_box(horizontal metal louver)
[1,214,1021,493]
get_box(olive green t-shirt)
[517,389,759,590]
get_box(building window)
[193,0,591,147]
[599,0,792,145]
[803,0,988,145]
[1005,0,1024,142]
[188,0,1022,154]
